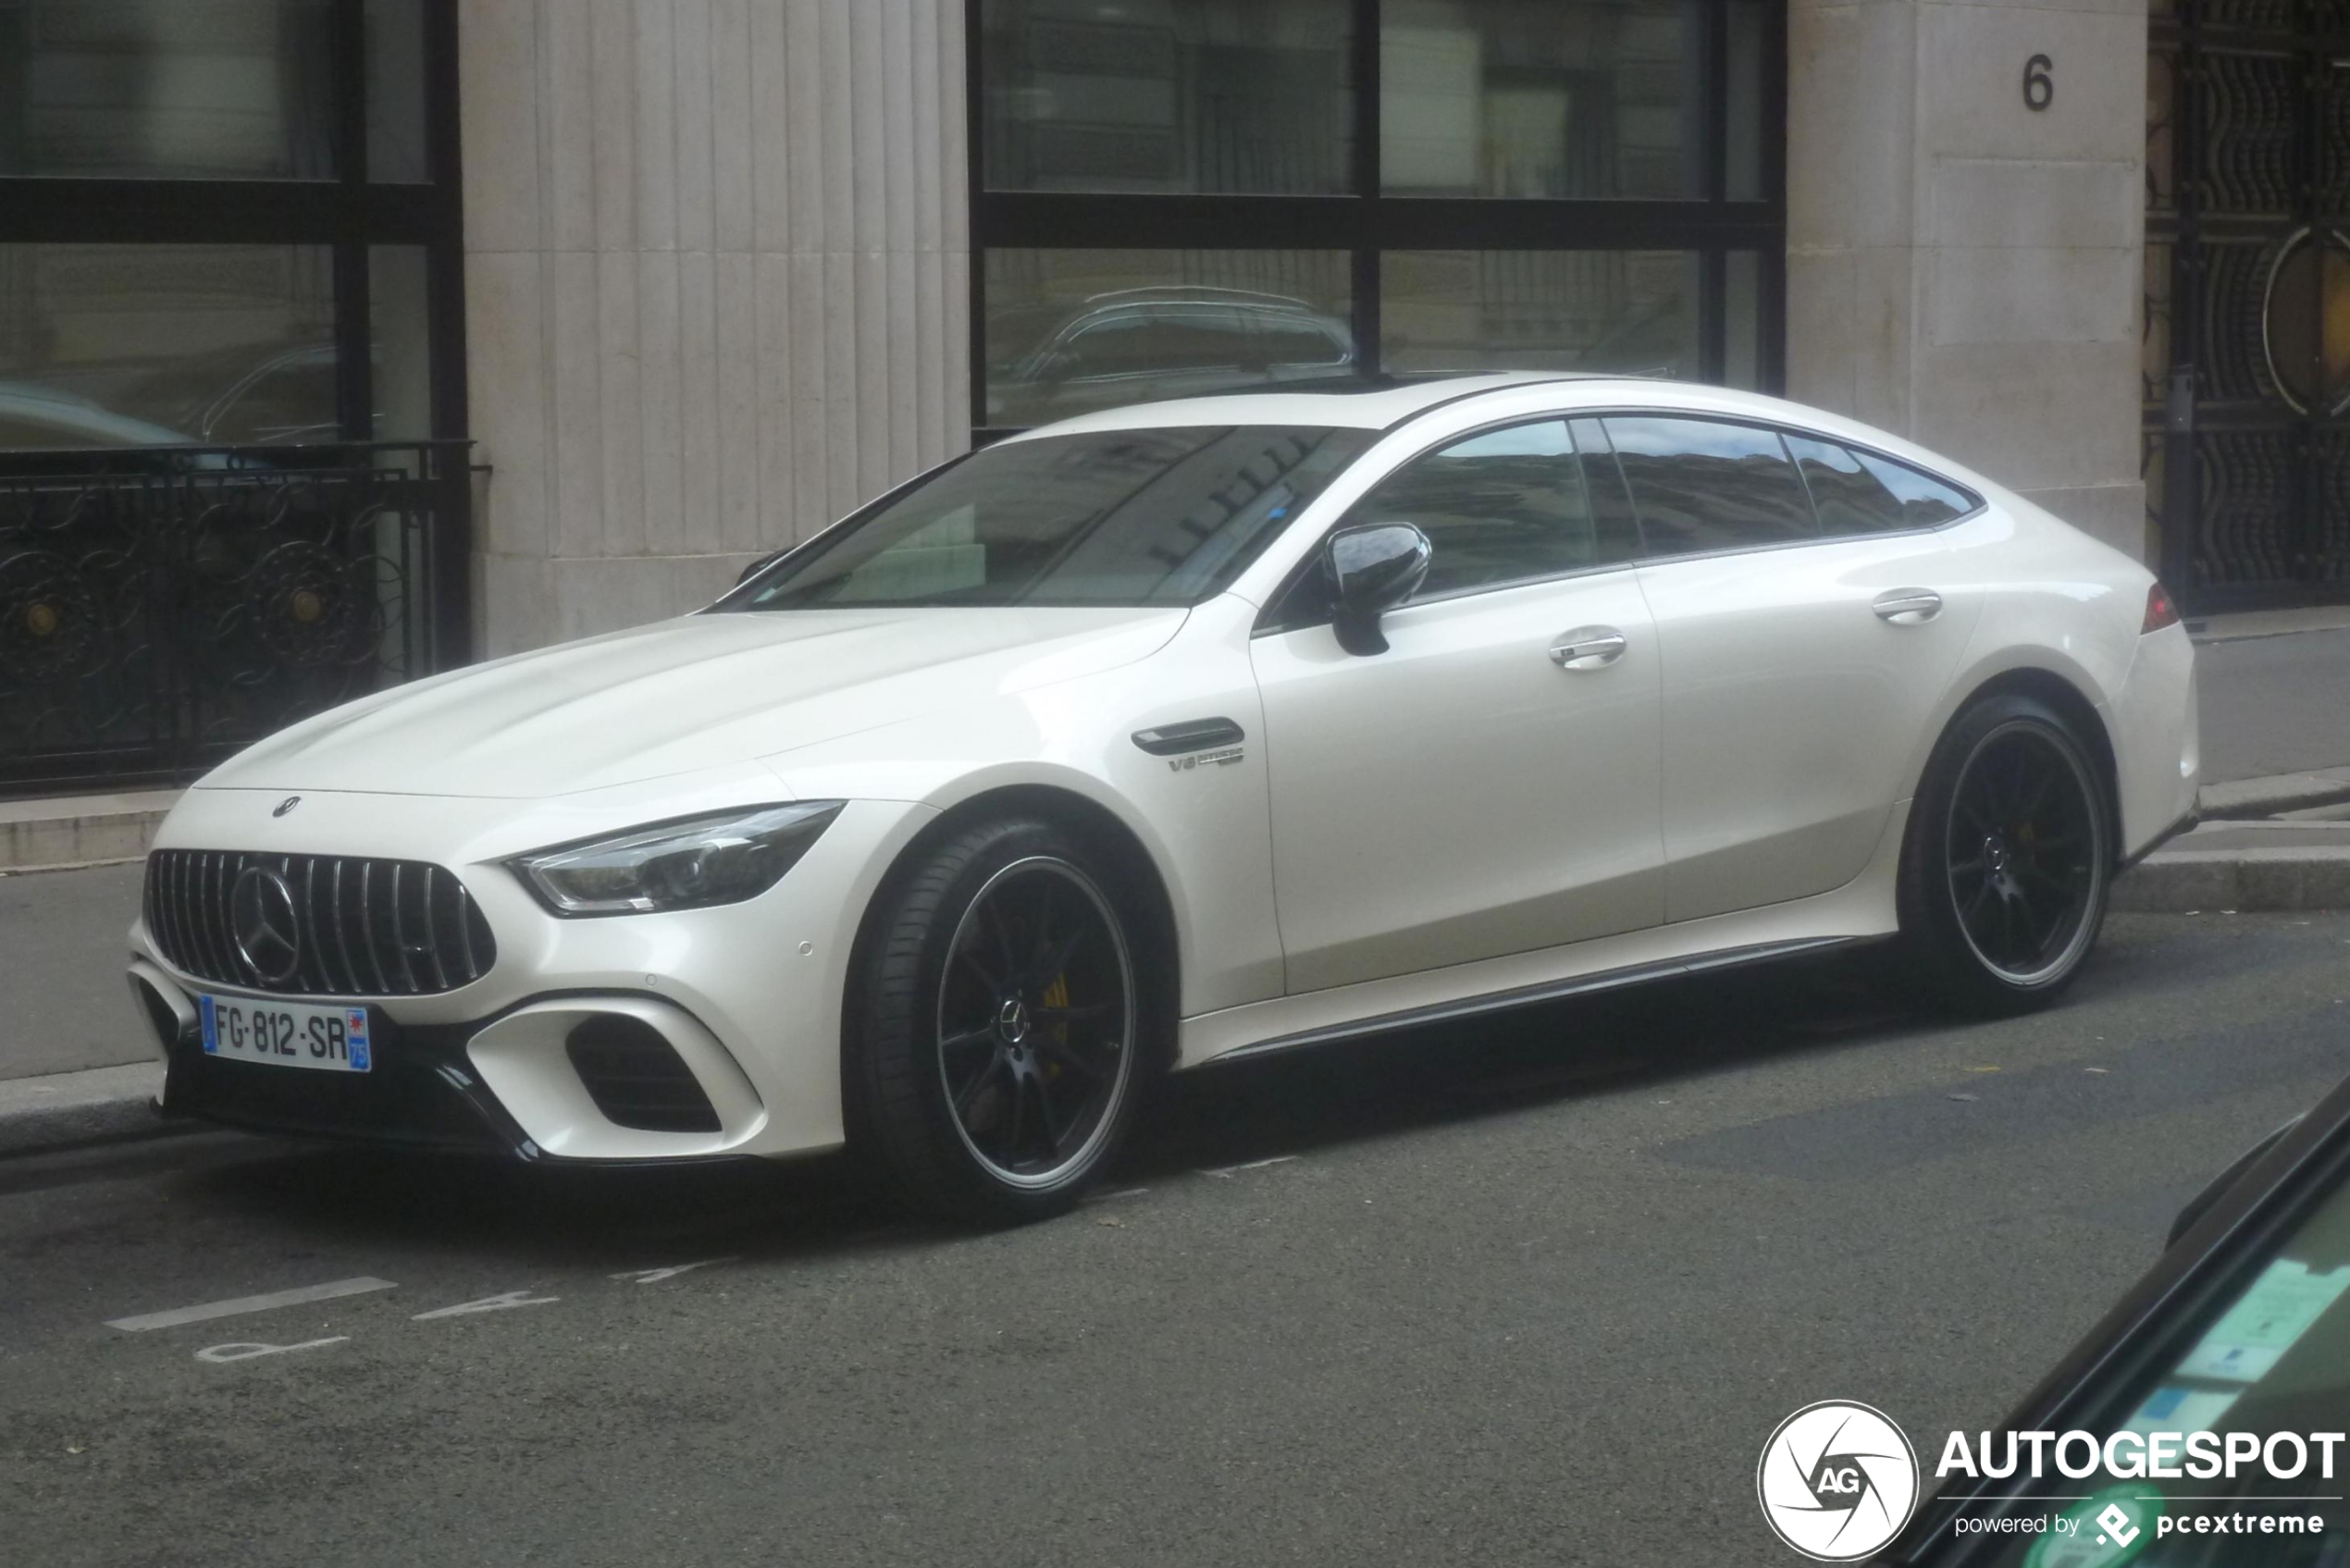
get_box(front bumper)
[126,787,938,1163]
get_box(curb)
[2111,847,2350,914]
[2198,769,2350,821]
[0,1064,179,1159]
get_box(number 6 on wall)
[2023,54,2053,111]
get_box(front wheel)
[847,816,1148,1225]
[1898,693,2114,1016]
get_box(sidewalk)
[4,607,2347,1152]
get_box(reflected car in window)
[986,287,1355,426]
[126,373,2198,1225]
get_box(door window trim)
[1250,404,1986,636]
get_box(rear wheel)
[1899,693,2113,1015]
[847,815,1146,1224]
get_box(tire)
[1897,692,2115,1017]
[847,814,1152,1225]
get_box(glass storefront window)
[1380,0,1702,200]
[1725,249,1761,389]
[365,0,429,183]
[984,249,1354,428]
[1725,0,1766,201]
[981,0,1355,194]
[0,0,338,180]
[370,244,431,438]
[1381,250,1699,377]
[0,243,337,449]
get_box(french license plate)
[199,994,372,1074]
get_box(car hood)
[200,606,1189,799]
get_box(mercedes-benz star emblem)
[230,866,303,986]
[273,796,301,818]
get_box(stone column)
[458,0,971,656]
[1786,0,2147,559]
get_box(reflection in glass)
[1381,250,1697,377]
[0,243,337,449]
[733,426,1375,609]
[1604,414,1814,553]
[1725,249,1760,389]
[371,245,431,438]
[365,0,429,182]
[1380,0,1701,199]
[984,249,1354,428]
[0,0,337,179]
[1726,0,1765,201]
[982,0,1354,194]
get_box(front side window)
[1787,435,1977,536]
[1346,418,1630,599]
[1603,414,1815,555]
[727,425,1373,611]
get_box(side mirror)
[736,549,784,586]
[1326,522,1431,655]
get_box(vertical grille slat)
[142,849,493,998]
[328,858,358,995]
[389,864,419,994]
[419,867,451,991]
[358,861,390,994]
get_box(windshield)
[723,425,1372,611]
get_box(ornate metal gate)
[0,442,472,794]
[2149,0,2350,611]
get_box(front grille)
[144,849,496,997]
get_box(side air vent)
[564,1016,723,1134]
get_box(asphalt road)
[3,913,2347,1568]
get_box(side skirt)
[1197,935,1875,1067]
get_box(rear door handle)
[1549,626,1627,670]
[1873,588,1943,625]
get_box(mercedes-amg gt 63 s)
[126,374,2200,1222]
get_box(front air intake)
[564,1016,723,1134]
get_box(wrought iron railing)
[0,440,472,794]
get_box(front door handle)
[1873,588,1943,625]
[1549,626,1627,670]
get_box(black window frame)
[0,0,470,450]
[968,0,1789,447]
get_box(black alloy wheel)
[848,814,1151,1223]
[1900,693,2113,1014]
[935,856,1135,1188]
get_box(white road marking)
[106,1277,396,1332]
[413,1289,559,1320]
[1197,1154,1300,1179]
[195,1337,348,1364]
[610,1257,738,1284]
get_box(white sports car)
[125,374,2199,1221]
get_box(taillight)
[2142,582,2182,634]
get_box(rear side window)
[1347,418,1626,599]
[1786,435,1976,535]
[1602,415,1816,556]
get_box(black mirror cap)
[736,549,783,586]
[1326,522,1431,655]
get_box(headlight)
[511,801,845,917]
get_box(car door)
[1597,414,1988,923]
[1249,416,1664,995]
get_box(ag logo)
[1757,1401,1920,1562]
